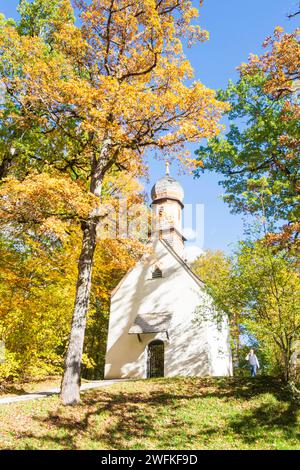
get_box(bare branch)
[287,3,300,19]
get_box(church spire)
[165,160,170,176]
[150,166,185,257]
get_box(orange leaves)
[0,0,227,179]
[155,82,227,153]
[0,173,98,237]
[265,222,300,253]
[0,0,229,244]
[241,27,300,100]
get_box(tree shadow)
[0,384,28,396]
[226,400,299,445]
[16,377,300,449]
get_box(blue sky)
[1,0,297,258]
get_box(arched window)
[147,340,164,378]
[152,266,162,279]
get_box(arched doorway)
[147,340,164,378]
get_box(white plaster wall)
[153,200,182,232]
[152,200,184,256]
[207,315,233,376]
[104,239,232,379]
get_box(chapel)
[104,166,233,379]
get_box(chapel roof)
[150,163,184,203]
[111,237,205,299]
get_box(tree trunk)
[60,218,98,405]
[283,357,290,383]
[232,313,240,372]
[60,137,111,405]
[282,349,291,383]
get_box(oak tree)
[0,0,227,404]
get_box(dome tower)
[151,162,186,257]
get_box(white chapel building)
[104,166,233,379]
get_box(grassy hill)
[0,377,299,450]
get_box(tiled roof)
[151,175,184,202]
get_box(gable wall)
[104,239,232,379]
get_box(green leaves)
[195,71,300,226]
[210,65,300,370]
[17,0,74,40]
[192,239,300,381]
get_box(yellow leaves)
[243,27,300,100]
[153,80,228,153]
[0,172,98,238]
[40,217,70,240]
[81,353,96,369]
[186,25,209,47]
[54,22,90,67]
[172,38,183,55]
[274,25,284,37]
[103,170,144,200]
[0,1,228,190]
[155,56,195,82]
[194,159,204,168]
[0,229,78,379]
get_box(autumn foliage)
[240,28,300,248]
[0,1,228,403]
[196,26,300,250]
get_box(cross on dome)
[151,167,184,204]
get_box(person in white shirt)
[246,349,260,377]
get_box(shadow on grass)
[18,377,300,449]
[0,384,28,396]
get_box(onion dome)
[151,163,184,204]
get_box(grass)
[0,376,92,398]
[0,376,62,397]
[0,376,299,450]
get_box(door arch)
[147,340,164,378]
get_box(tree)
[0,0,227,404]
[0,172,145,382]
[17,0,75,39]
[195,28,300,248]
[0,231,76,381]
[287,3,300,19]
[244,27,299,100]
[0,1,76,182]
[235,241,300,382]
[191,250,242,369]
[192,242,300,382]
[0,230,143,381]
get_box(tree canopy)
[0,0,227,404]
[195,28,300,248]
[192,240,300,382]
